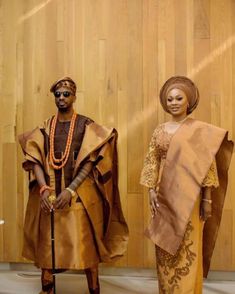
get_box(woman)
[140,76,233,293]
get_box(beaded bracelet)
[202,198,212,204]
[39,185,52,197]
[65,187,76,198]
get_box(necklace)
[169,116,188,124]
[49,112,77,170]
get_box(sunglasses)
[54,91,72,98]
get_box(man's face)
[54,86,76,112]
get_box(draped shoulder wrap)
[145,118,233,277]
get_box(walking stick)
[48,194,57,294]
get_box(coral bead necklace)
[49,112,77,170]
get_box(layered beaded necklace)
[49,112,77,170]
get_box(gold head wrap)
[50,77,77,95]
[159,76,199,114]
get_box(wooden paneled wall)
[0,0,234,270]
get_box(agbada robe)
[19,115,129,269]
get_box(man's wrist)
[39,185,52,197]
[65,187,76,198]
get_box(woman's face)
[166,88,188,118]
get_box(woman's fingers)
[200,202,212,221]
[149,189,160,217]
[150,199,159,217]
[150,204,155,217]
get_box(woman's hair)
[159,76,199,114]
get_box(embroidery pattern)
[140,124,219,189]
[155,222,197,293]
[202,159,219,188]
[140,125,172,188]
[141,124,219,293]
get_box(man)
[19,77,129,294]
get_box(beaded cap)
[50,77,77,95]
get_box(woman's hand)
[40,189,53,212]
[200,187,212,221]
[55,189,72,209]
[200,200,212,221]
[149,189,159,217]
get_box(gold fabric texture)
[202,159,219,188]
[140,117,233,281]
[140,124,219,190]
[141,122,219,292]
[19,120,129,270]
[156,198,204,294]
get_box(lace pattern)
[202,159,219,188]
[155,221,197,293]
[140,125,171,188]
[140,124,219,189]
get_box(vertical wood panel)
[210,210,233,270]
[143,0,158,268]
[174,0,187,74]
[126,0,144,194]
[0,0,234,271]
[0,0,4,261]
[193,0,211,122]
[127,194,144,267]
[2,143,18,261]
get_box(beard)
[57,106,69,113]
[56,103,71,113]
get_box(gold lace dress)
[140,122,219,294]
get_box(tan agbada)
[19,121,129,269]
[145,118,233,277]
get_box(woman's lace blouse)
[140,124,219,189]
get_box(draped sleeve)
[202,159,219,188]
[140,127,161,189]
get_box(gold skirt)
[23,181,104,270]
[155,197,204,294]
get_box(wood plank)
[2,143,18,261]
[211,209,233,270]
[174,0,187,75]
[126,0,144,194]
[127,194,144,267]
[193,0,211,122]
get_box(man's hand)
[149,189,159,218]
[40,190,53,212]
[55,189,72,209]
[200,200,212,221]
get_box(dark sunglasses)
[54,91,71,98]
